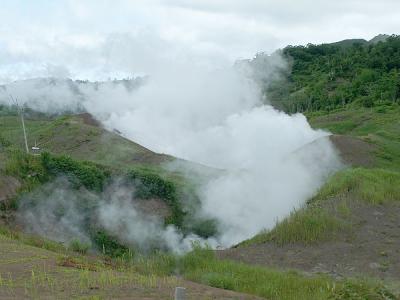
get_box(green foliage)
[128,168,176,201]
[91,229,131,258]
[186,219,218,238]
[132,252,177,276]
[313,168,400,205]
[329,280,396,300]
[0,134,11,148]
[307,105,400,171]
[181,246,336,300]
[5,149,48,190]
[241,208,346,247]
[0,225,66,253]
[69,239,91,255]
[41,152,110,192]
[259,35,400,113]
[127,168,185,227]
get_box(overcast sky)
[1,0,399,82]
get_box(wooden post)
[10,95,29,154]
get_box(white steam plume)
[17,178,212,254]
[1,48,342,250]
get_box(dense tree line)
[260,35,400,113]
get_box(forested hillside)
[261,35,400,112]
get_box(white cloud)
[0,0,398,82]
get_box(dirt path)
[218,200,400,282]
[0,234,261,299]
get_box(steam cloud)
[1,43,342,251]
[18,178,210,254]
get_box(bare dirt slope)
[218,200,400,281]
[0,234,261,299]
[329,134,376,167]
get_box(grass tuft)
[240,208,346,247]
[182,246,333,300]
[312,168,400,205]
[68,239,91,255]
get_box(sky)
[0,0,399,82]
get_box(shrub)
[127,168,185,227]
[185,219,218,238]
[69,239,91,255]
[91,229,131,258]
[41,152,110,192]
[5,148,49,190]
[0,134,11,148]
[329,280,396,300]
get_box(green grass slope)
[0,111,173,170]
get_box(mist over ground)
[0,42,342,250]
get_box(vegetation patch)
[329,279,397,300]
[90,229,133,259]
[307,105,400,170]
[0,225,66,253]
[182,246,332,300]
[240,207,346,247]
[312,167,400,205]
[260,35,400,113]
[4,149,48,191]
[41,152,110,192]
[68,239,91,255]
[241,167,400,247]
[127,168,185,227]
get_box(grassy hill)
[219,37,400,299]
[251,35,400,113]
[0,108,220,257]
[1,36,400,299]
[1,106,382,299]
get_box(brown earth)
[76,112,102,127]
[0,234,261,299]
[329,134,376,167]
[135,198,172,219]
[0,176,20,204]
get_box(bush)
[128,169,177,201]
[5,148,49,190]
[361,96,375,108]
[329,280,396,300]
[127,168,185,227]
[91,229,131,258]
[0,134,11,148]
[41,152,110,192]
[185,219,218,238]
[69,239,91,255]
